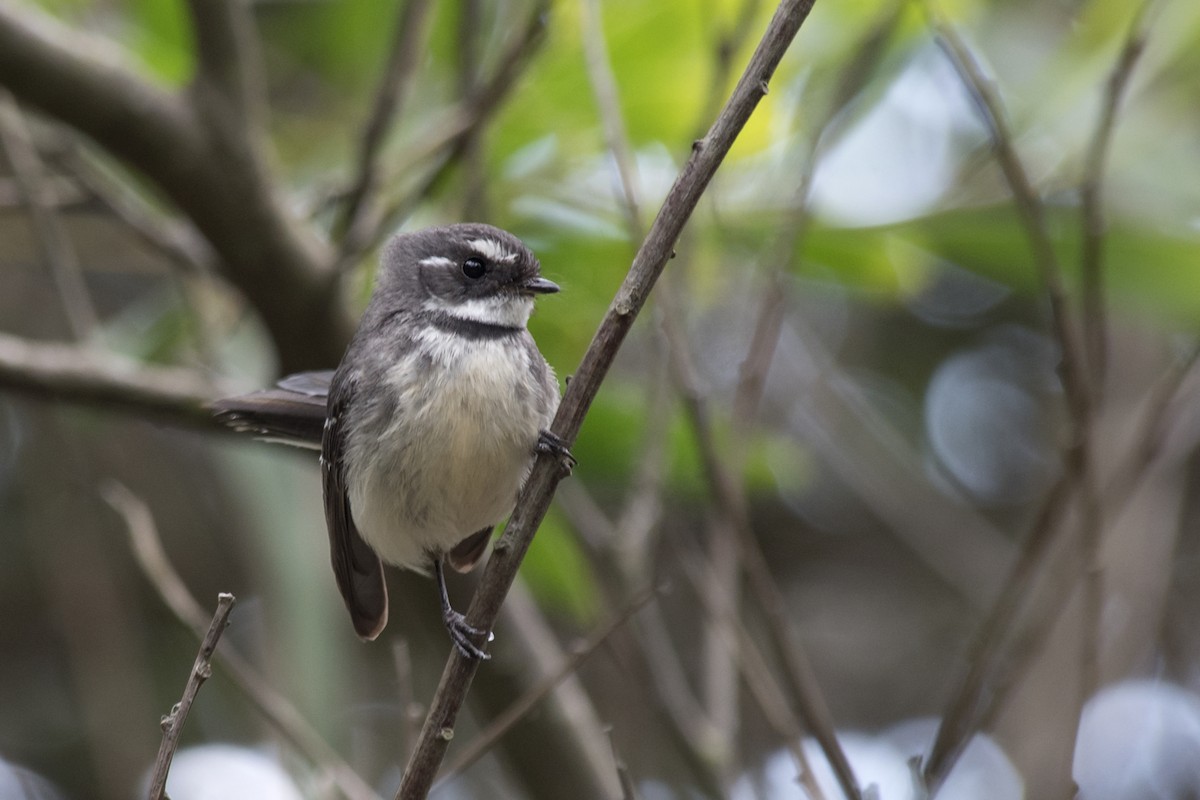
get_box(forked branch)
[396,1,818,796]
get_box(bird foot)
[536,430,577,474]
[443,608,492,661]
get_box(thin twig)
[575,6,738,767]
[922,11,1109,793]
[697,0,766,133]
[578,1,744,776]
[1079,0,1157,397]
[555,483,727,798]
[61,141,217,275]
[715,17,903,794]
[647,8,904,794]
[148,592,237,800]
[925,9,1087,416]
[608,729,641,800]
[57,141,226,366]
[0,173,82,208]
[731,0,904,427]
[339,1,551,270]
[678,548,825,800]
[0,90,98,340]
[1107,343,1200,501]
[580,0,643,238]
[397,3,817,797]
[965,346,1200,740]
[660,282,860,799]
[922,476,1073,788]
[921,355,1196,798]
[100,481,383,800]
[656,274,747,778]
[434,584,658,787]
[335,0,434,241]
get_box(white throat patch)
[425,295,534,328]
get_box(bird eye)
[462,257,486,279]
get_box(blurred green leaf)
[520,506,599,623]
[126,0,191,84]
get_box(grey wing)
[322,372,389,640]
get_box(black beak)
[521,276,560,295]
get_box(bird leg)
[435,559,491,660]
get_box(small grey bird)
[213,223,569,659]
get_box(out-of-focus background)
[1,0,1199,798]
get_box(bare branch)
[0,3,351,371]
[608,730,641,800]
[580,0,643,238]
[148,592,237,800]
[574,14,732,766]
[435,584,657,786]
[340,0,551,269]
[0,331,232,427]
[679,549,825,800]
[926,9,1088,418]
[589,8,902,794]
[659,282,861,799]
[396,3,817,796]
[0,173,82,208]
[1080,1,1157,395]
[555,482,728,796]
[100,481,383,800]
[335,0,434,240]
[0,90,98,340]
[185,0,265,131]
[922,476,1072,789]
[922,11,1113,792]
[732,0,904,425]
[61,142,217,275]
[1110,343,1200,497]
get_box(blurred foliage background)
[1,0,1200,798]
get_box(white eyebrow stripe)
[468,238,519,264]
[419,256,456,268]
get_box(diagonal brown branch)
[148,592,237,800]
[396,2,818,797]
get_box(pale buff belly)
[344,338,544,572]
